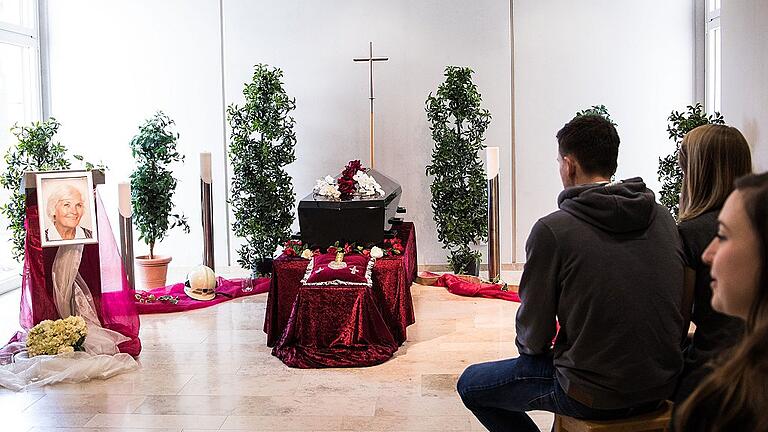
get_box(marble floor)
[0,270,555,432]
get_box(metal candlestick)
[118,182,135,290]
[201,153,215,270]
[487,147,501,281]
[488,176,501,280]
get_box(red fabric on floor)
[432,273,520,303]
[135,277,270,314]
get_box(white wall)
[44,1,700,269]
[46,0,229,268]
[721,0,768,171]
[222,0,513,266]
[513,0,695,260]
[45,0,513,269]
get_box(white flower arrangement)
[314,172,384,199]
[313,176,341,199]
[353,171,385,197]
[370,246,384,258]
[26,316,88,357]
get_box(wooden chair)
[553,400,673,432]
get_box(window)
[705,0,721,114]
[0,0,41,293]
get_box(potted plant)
[227,64,297,277]
[425,66,491,276]
[658,103,724,218]
[130,111,189,289]
[1,118,71,261]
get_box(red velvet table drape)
[264,222,417,368]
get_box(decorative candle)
[486,147,500,180]
[118,182,132,218]
[200,152,212,184]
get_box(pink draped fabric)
[430,273,521,303]
[15,189,141,356]
[135,277,270,314]
[265,223,417,368]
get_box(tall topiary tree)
[425,66,491,275]
[658,103,724,218]
[228,64,297,275]
[1,118,70,261]
[130,111,189,259]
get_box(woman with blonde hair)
[673,124,752,402]
[675,172,768,430]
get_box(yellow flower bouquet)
[26,316,88,357]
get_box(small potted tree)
[227,64,297,277]
[658,103,724,218]
[1,118,70,261]
[130,111,189,289]
[425,66,491,275]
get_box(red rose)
[284,248,296,256]
[362,249,371,257]
[337,177,356,199]
[327,246,337,254]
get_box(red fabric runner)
[430,273,521,303]
[265,223,417,368]
[135,277,270,314]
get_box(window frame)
[704,0,721,114]
[0,0,42,295]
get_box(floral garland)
[282,237,404,260]
[134,292,180,305]
[27,316,87,357]
[313,160,384,200]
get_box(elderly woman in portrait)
[44,184,93,242]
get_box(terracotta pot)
[135,255,172,289]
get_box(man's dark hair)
[556,115,619,177]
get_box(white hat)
[184,265,217,301]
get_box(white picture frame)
[36,171,99,247]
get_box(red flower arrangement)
[283,240,313,257]
[338,160,364,199]
[283,237,404,259]
[383,237,404,256]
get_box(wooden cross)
[354,42,389,169]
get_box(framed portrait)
[36,171,99,247]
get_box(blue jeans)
[457,354,661,432]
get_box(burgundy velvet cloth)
[272,285,397,368]
[265,222,417,368]
[20,191,141,356]
[135,277,270,314]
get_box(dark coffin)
[298,169,403,248]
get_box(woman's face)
[702,190,762,319]
[53,190,85,229]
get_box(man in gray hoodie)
[457,115,684,432]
